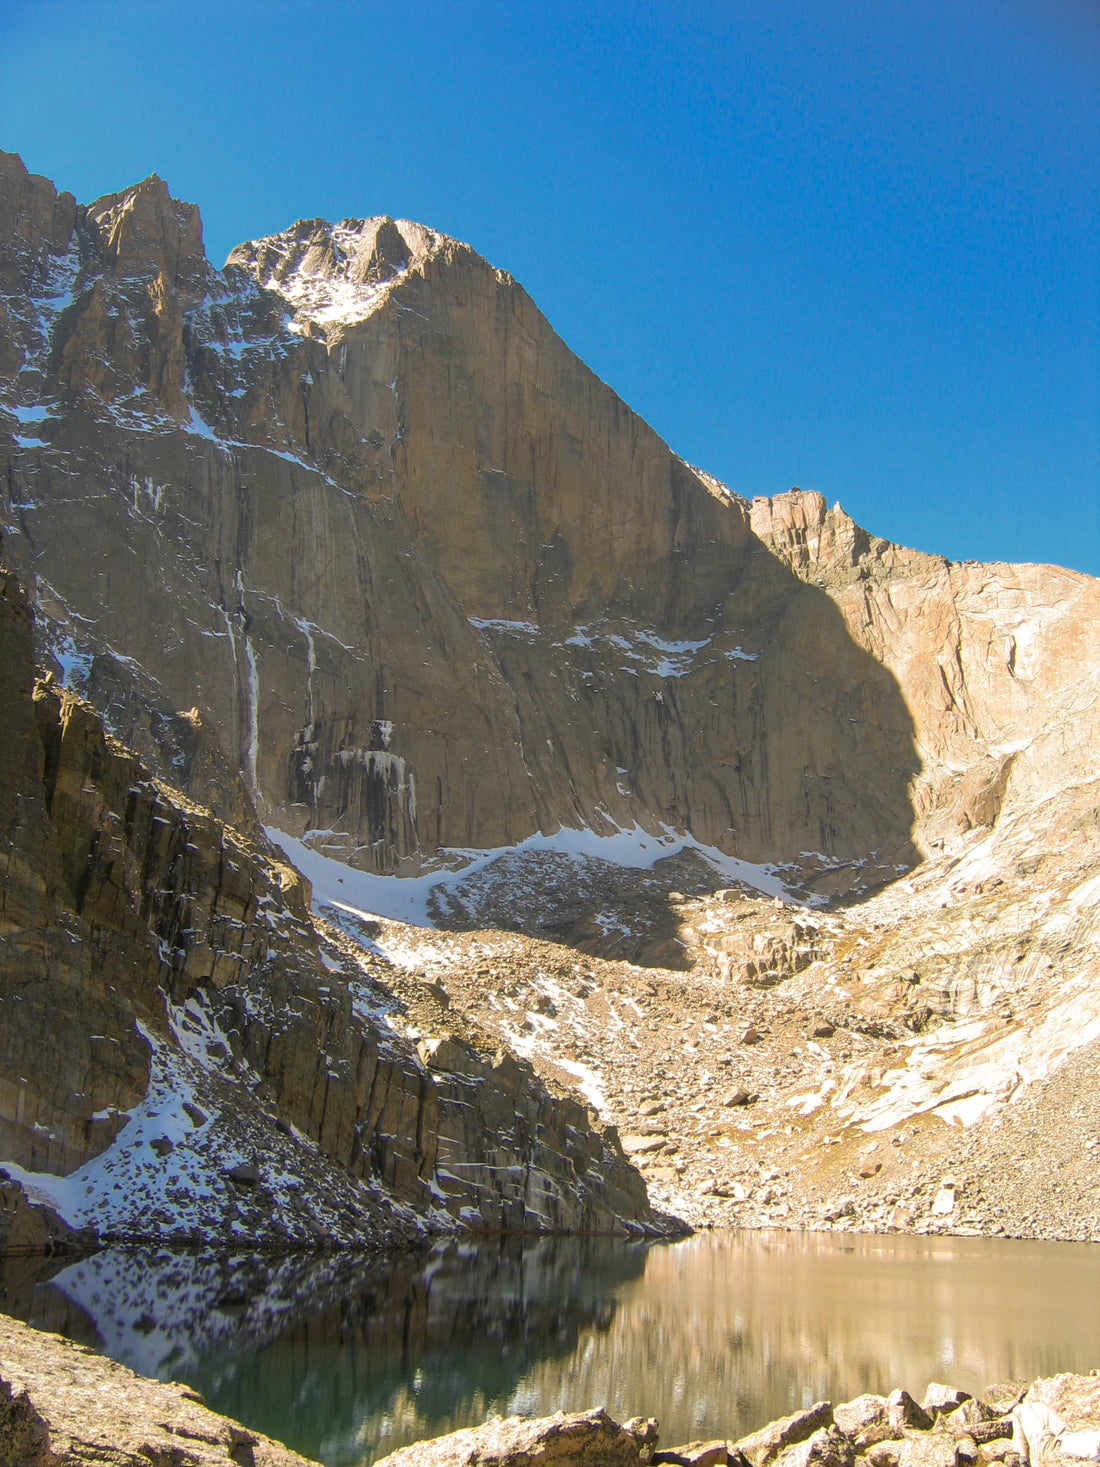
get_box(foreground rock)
[0,1311,319,1465]
[368,1376,1100,1467]
[372,1408,659,1467]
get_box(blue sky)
[2,0,1098,574]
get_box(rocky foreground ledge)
[3,1310,1100,1467]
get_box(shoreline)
[2,1305,1099,1467]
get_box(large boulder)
[372,1409,659,1467]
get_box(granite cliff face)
[1,152,1099,1246]
[0,567,655,1245]
[0,151,925,886]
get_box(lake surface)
[4,1230,1100,1466]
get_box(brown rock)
[654,1443,728,1467]
[736,1402,835,1467]
[833,1394,890,1448]
[954,1439,979,1467]
[0,1311,318,1465]
[895,1437,956,1467]
[888,1393,934,1434]
[772,1429,853,1467]
[622,1133,668,1155]
[372,1408,658,1467]
[922,1387,972,1417]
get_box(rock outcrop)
[372,1409,659,1467]
[4,150,1096,901]
[0,1311,319,1465]
[0,567,657,1245]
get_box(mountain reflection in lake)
[4,1231,1100,1467]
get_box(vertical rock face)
[1,152,1096,904]
[0,569,151,1176]
[749,491,1100,876]
[0,153,932,885]
[1,154,1099,1247]
[0,568,656,1243]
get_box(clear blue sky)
[3,0,1098,574]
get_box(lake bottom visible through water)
[4,1230,1099,1467]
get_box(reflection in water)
[4,1231,1100,1467]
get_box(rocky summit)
[0,149,1098,1248]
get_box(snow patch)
[265,819,805,931]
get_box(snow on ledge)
[265,821,807,930]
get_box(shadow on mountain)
[432,539,924,967]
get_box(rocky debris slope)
[0,1310,319,1465]
[348,747,1100,1242]
[0,567,658,1246]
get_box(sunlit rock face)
[0,151,952,891]
[2,152,1097,902]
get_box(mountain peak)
[226,213,453,333]
[85,172,206,288]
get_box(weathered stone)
[654,1442,728,1467]
[942,1405,1002,1438]
[887,1393,934,1435]
[372,1408,658,1467]
[895,1435,956,1467]
[622,1134,668,1156]
[832,1394,890,1448]
[735,1402,835,1467]
[954,1437,978,1467]
[865,1446,901,1467]
[981,1390,1028,1417]
[975,1445,1014,1466]
[0,1311,317,1464]
[922,1387,972,1417]
[772,1428,853,1467]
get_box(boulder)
[888,1392,934,1434]
[0,1311,317,1465]
[735,1403,835,1467]
[833,1394,890,1448]
[771,1428,853,1467]
[372,1409,659,1467]
[654,1442,728,1467]
[923,1386,972,1416]
[895,1436,956,1467]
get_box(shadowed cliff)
[0,152,931,898]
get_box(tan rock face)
[0,158,1093,893]
[0,155,948,884]
[1,155,1098,1248]
[0,568,656,1241]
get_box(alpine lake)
[4,1230,1099,1466]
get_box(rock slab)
[0,1310,319,1465]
